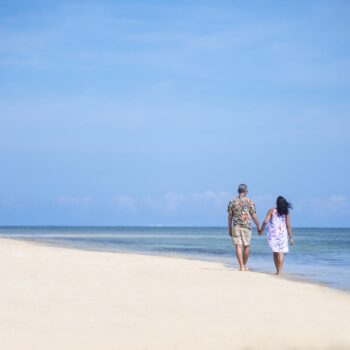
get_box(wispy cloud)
[2,1,348,87]
[0,199,13,207]
[111,191,231,214]
[112,195,138,211]
[162,191,231,212]
[298,195,349,215]
[56,196,92,207]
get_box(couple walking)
[227,184,294,275]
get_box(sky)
[0,0,349,226]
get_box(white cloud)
[112,195,138,211]
[0,199,13,207]
[161,191,232,212]
[56,196,92,207]
[254,194,275,205]
[162,192,185,211]
[111,191,231,214]
[186,191,231,209]
[329,195,347,205]
[112,192,350,223]
[299,195,349,215]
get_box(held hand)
[228,229,232,237]
[258,228,262,236]
[290,237,294,246]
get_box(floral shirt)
[227,196,256,230]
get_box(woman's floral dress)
[267,209,289,253]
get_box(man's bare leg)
[235,244,244,271]
[243,245,250,271]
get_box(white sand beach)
[1,238,350,350]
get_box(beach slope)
[0,238,349,350]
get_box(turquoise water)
[0,227,349,291]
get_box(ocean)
[1,226,349,291]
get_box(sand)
[0,238,349,350]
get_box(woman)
[259,196,294,275]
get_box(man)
[227,184,260,271]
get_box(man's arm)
[249,200,260,233]
[251,213,260,233]
[228,212,233,236]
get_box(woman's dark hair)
[276,196,292,216]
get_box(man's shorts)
[232,226,252,246]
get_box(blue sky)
[0,0,349,226]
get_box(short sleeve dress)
[267,208,289,253]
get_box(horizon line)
[0,225,349,229]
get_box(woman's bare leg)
[273,253,279,274]
[277,253,284,274]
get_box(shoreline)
[3,236,348,294]
[1,237,350,349]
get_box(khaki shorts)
[232,226,252,246]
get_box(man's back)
[228,196,256,230]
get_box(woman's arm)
[259,209,273,235]
[286,213,294,245]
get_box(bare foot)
[274,271,282,275]
[243,266,249,271]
